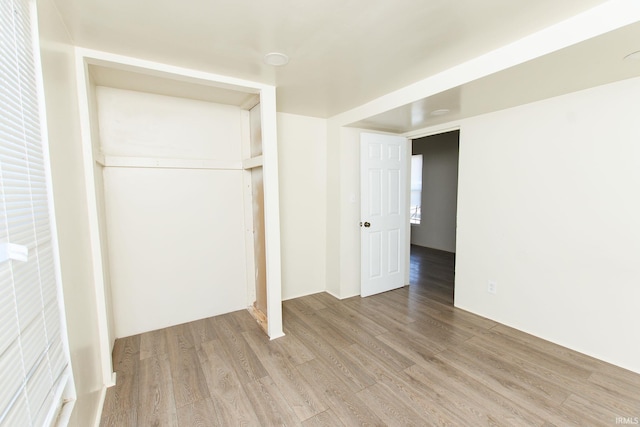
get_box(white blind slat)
[27,350,53,426]
[0,266,19,356]
[21,316,47,378]
[0,342,26,421]
[48,339,67,385]
[0,0,71,424]
[1,390,30,426]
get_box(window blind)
[0,0,70,425]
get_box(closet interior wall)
[90,83,258,339]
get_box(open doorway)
[409,130,459,305]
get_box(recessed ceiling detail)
[430,109,450,116]
[624,50,640,61]
[263,52,289,66]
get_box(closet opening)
[75,52,284,386]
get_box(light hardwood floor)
[100,245,640,426]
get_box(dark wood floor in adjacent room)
[100,245,640,426]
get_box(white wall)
[324,123,369,299]
[411,131,459,252]
[325,121,342,297]
[339,127,364,298]
[97,86,242,160]
[96,88,248,337]
[455,76,640,374]
[277,113,327,299]
[37,0,105,424]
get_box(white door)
[361,132,408,297]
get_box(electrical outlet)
[487,280,497,295]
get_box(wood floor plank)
[214,316,269,384]
[284,295,326,316]
[491,323,618,374]
[561,393,621,426]
[405,359,544,426]
[404,315,474,347]
[376,368,470,426]
[272,332,316,366]
[319,302,389,337]
[410,284,453,305]
[166,324,211,408]
[112,334,140,372]
[376,324,447,364]
[452,340,572,405]
[168,347,211,409]
[301,409,346,427]
[101,335,140,426]
[588,371,640,406]
[343,295,417,330]
[317,307,414,372]
[406,286,498,332]
[101,368,139,426]
[297,358,385,426]
[187,317,219,348]
[242,327,327,421]
[99,407,138,427]
[197,340,260,425]
[306,292,340,309]
[472,331,593,381]
[283,307,378,392]
[137,354,178,426]
[284,300,354,349]
[337,342,413,382]
[416,304,498,337]
[297,293,329,310]
[165,323,197,350]
[356,382,432,426]
[434,345,577,423]
[228,309,263,332]
[243,375,300,426]
[176,398,221,427]
[140,328,168,360]
[368,288,414,315]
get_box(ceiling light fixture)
[264,52,289,66]
[430,108,450,116]
[623,50,640,61]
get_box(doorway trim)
[405,124,461,301]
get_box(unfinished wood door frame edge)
[249,303,269,334]
[260,86,285,340]
[240,109,258,311]
[242,155,263,169]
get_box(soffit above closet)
[89,65,259,107]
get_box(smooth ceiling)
[52,0,608,118]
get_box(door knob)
[364,222,371,228]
